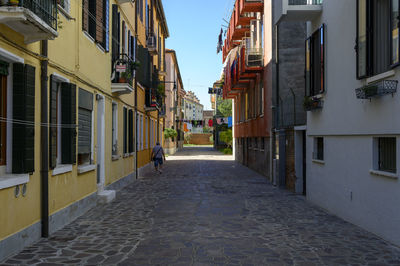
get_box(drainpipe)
[134,1,138,179]
[40,40,49,237]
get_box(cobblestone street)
[2,147,400,265]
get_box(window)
[0,71,6,166]
[78,89,93,165]
[112,102,118,156]
[58,0,70,14]
[313,137,324,161]
[306,24,325,96]
[0,63,36,175]
[357,0,399,79]
[374,137,397,173]
[49,76,77,168]
[82,0,109,51]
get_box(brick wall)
[185,133,213,145]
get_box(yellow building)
[135,0,168,173]
[0,0,168,261]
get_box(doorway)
[96,94,105,190]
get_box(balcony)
[116,0,132,4]
[223,0,264,57]
[146,32,157,55]
[111,54,135,95]
[145,89,162,111]
[274,0,322,24]
[355,80,398,100]
[0,0,58,43]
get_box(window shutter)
[112,4,119,63]
[49,75,57,169]
[12,63,35,174]
[96,0,104,44]
[128,109,133,153]
[104,0,109,52]
[357,0,368,79]
[61,83,77,164]
[122,21,125,54]
[78,89,93,156]
[319,24,325,94]
[391,0,400,65]
[82,0,89,32]
[71,84,77,164]
[123,107,127,154]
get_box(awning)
[220,46,240,80]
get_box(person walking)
[151,142,166,173]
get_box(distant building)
[183,91,204,133]
[165,49,185,154]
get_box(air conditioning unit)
[246,53,263,67]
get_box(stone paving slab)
[1,147,400,265]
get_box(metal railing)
[112,54,135,86]
[146,32,157,50]
[0,0,58,31]
[245,47,263,67]
[288,0,322,5]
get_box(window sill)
[369,169,398,180]
[83,31,106,53]
[312,159,325,165]
[0,174,29,190]
[52,164,73,176]
[366,70,395,85]
[77,164,96,174]
[58,5,74,20]
[112,154,120,161]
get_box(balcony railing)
[145,89,162,109]
[245,48,263,68]
[289,0,322,5]
[146,32,157,55]
[274,0,323,24]
[355,80,398,100]
[112,54,135,87]
[0,0,58,30]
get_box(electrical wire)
[0,117,78,128]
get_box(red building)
[220,0,272,177]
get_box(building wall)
[306,0,400,246]
[0,0,146,260]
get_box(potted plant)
[130,60,140,71]
[9,0,19,6]
[157,83,165,97]
[303,96,322,111]
[119,71,132,84]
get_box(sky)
[163,0,235,110]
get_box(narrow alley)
[2,147,400,266]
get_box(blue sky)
[163,0,235,110]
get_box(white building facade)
[301,0,400,246]
[183,91,204,133]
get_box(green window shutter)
[128,109,133,153]
[49,75,57,169]
[0,60,9,76]
[78,88,93,155]
[123,107,127,154]
[12,63,35,174]
[61,83,77,164]
[70,84,77,164]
